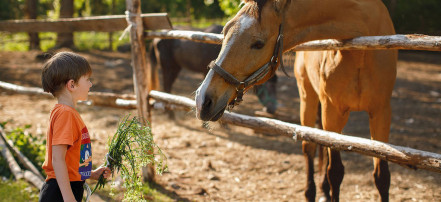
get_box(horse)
[194,1,397,201]
[149,25,278,114]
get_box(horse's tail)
[148,41,160,90]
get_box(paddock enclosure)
[1,2,441,202]
[1,49,440,201]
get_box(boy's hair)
[41,52,92,97]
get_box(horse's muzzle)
[198,95,226,121]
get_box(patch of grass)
[142,182,174,202]
[87,179,174,201]
[0,180,39,201]
[172,18,229,29]
[75,31,130,51]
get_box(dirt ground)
[0,49,440,201]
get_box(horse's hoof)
[318,196,331,202]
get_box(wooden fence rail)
[148,90,441,173]
[1,80,441,173]
[0,81,136,109]
[145,31,441,52]
[0,13,172,33]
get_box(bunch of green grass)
[91,115,167,200]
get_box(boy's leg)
[39,179,63,202]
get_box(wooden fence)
[1,81,440,173]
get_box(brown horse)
[195,0,397,201]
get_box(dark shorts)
[39,179,85,202]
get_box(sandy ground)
[0,50,440,201]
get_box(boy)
[39,52,111,202]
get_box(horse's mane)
[242,0,268,20]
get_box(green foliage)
[0,180,39,201]
[4,124,46,175]
[92,115,167,201]
[382,0,441,35]
[39,32,57,51]
[218,0,241,17]
[0,157,12,178]
[0,32,28,51]
[38,0,55,19]
[0,0,25,20]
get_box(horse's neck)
[283,0,391,49]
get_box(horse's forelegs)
[317,105,331,202]
[369,105,391,202]
[373,159,390,202]
[318,146,331,202]
[297,74,320,202]
[321,101,349,202]
[327,149,344,202]
[303,141,317,201]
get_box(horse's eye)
[250,41,265,49]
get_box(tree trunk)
[25,0,40,50]
[56,0,74,49]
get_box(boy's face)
[73,74,93,101]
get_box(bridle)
[207,22,288,109]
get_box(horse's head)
[195,0,289,121]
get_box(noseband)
[208,23,288,109]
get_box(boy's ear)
[66,79,75,91]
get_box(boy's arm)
[52,145,77,202]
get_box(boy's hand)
[90,166,111,180]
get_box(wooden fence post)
[125,0,155,182]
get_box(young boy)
[39,52,111,202]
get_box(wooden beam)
[149,90,441,173]
[292,34,441,52]
[2,135,45,181]
[144,30,223,44]
[126,0,155,182]
[24,170,44,190]
[0,13,172,33]
[144,31,441,52]
[0,81,136,109]
[1,126,45,189]
[125,0,151,124]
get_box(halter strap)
[208,23,286,108]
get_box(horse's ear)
[274,0,291,14]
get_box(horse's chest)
[317,51,368,107]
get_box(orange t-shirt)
[42,104,92,181]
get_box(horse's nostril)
[203,96,212,109]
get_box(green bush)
[0,180,39,201]
[1,123,46,176]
